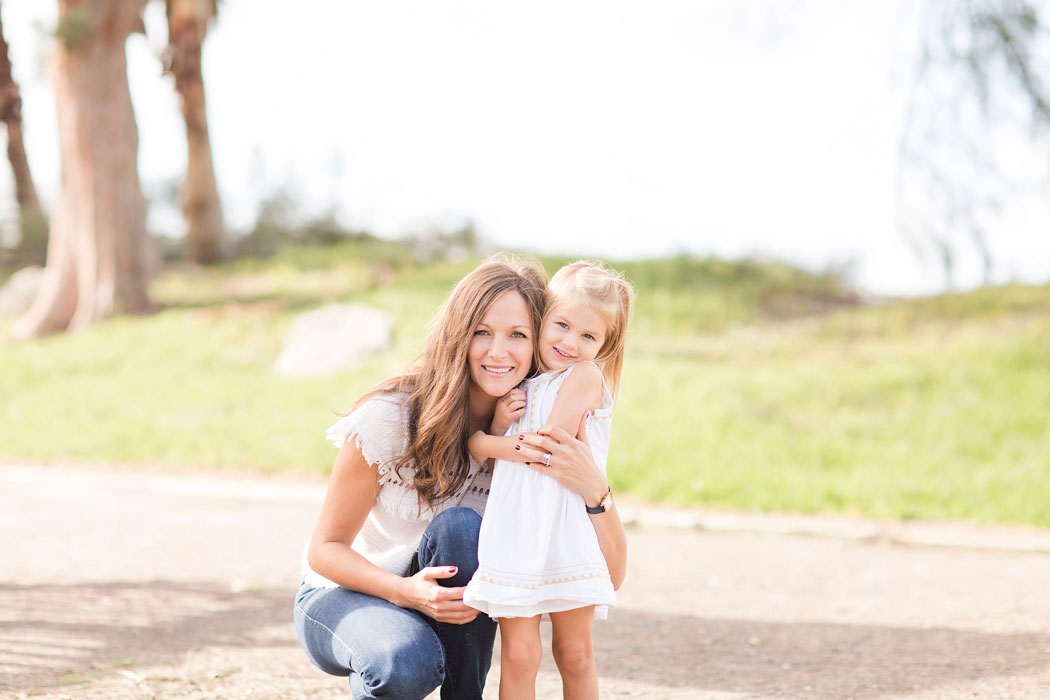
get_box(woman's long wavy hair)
[367,255,547,508]
[543,260,635,400]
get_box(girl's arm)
[468,366,601,464]
[468,431,528,463]
[467,386,528,463]
[543,362,603,438]
[307,438,479,624]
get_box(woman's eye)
[511,331,527,339]
[474,329,489,336]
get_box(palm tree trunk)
[13,0,153,339]
[167,0,224,264]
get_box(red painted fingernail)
[518,434,524,440]
[525,461,531,465]
[514,445,520,451]
[449,566,457,573]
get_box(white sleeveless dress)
[464,362,617,619]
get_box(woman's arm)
[307,438,479,624]
[516,418,628,590]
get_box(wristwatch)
[586,486,612,514]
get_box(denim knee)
[418,507,482,586]
[355,636,445,699]
[428,507,482,542]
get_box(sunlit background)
[6,0,1049,295]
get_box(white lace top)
[300,393,492,587]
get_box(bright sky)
[4,0,1049,295]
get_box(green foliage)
[2,245,1048,527]
[54,8,92,50]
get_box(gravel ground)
[1,463,1049,700]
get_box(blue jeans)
[294,507,497,699]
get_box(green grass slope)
[2,243,1047,526]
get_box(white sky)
[4,0,1049,295]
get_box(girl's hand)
[398,566,480,625]
[490,388,526,436]
[517,416,609,507]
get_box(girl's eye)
[583,333,596,341]
[556,321,569,329]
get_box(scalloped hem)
[465,596,611,620]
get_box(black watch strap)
[586,486,612,514]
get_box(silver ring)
[543,453,551,467]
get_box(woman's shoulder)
[325,391,411,466]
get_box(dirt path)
[2,463,1049,700]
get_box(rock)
[274,303,393,376]
[0,266,43,318]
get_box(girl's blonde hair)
[367,254,547,508]
[544,260,635,400]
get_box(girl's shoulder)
[530,360,601,384]
[540,362,614,416]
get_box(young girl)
[463,261,634,700]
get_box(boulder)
[274,303,393,376]
[0,266,43,318]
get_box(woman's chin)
[474,372,524,397]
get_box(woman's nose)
[488,336,508,358]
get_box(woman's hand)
[516,416,607,507]
[397,566,480,625]
[490,388,526,437]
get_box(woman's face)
[468,290,534,398]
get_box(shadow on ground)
[596,609,1050,698]
[2,581,1048,698]
[0,580,295,692]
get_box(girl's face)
[539,302,608,371]
[468,290,535,398]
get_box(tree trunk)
[166,0,224,264]
[0,9,46,258]
[13,0,153,339]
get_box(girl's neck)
[467,383,497,434]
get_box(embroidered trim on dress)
[474,569,611,591]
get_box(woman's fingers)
[515,443,549,463]
[538,423,581,446]
[518,432,558,454]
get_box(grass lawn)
[2,243,1048,526]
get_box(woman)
[294,255,628,700]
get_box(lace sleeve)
[326,393,411,481]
